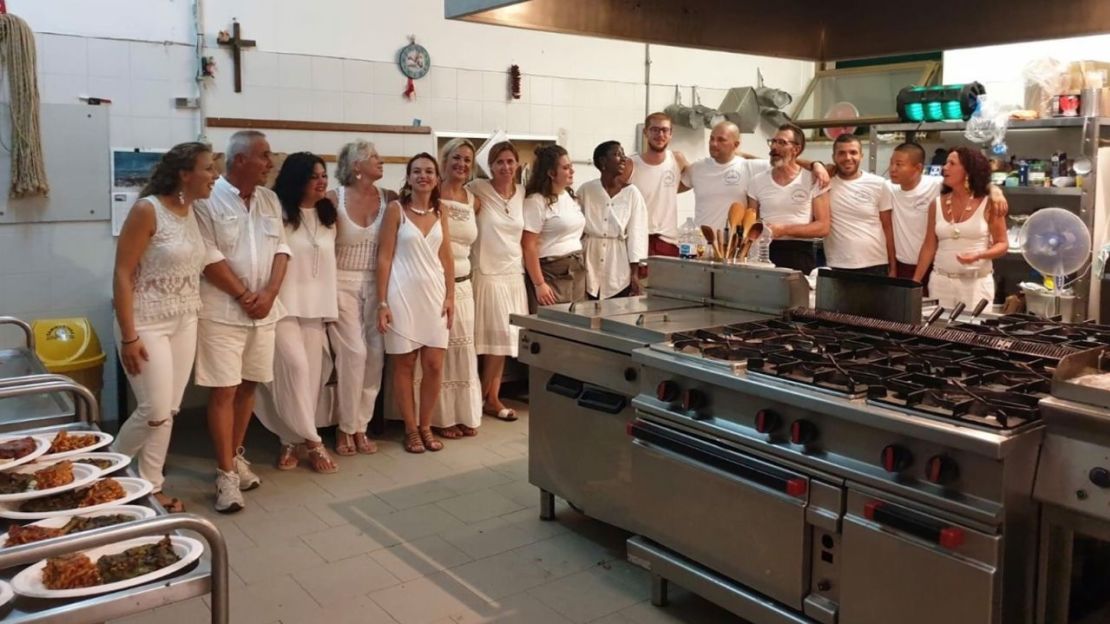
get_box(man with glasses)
[625,112,689,257]
[746,123,830,273]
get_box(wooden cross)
[218,21,256,93]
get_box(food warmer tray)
[0,381,228,624]
[0,319,73,433]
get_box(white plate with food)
[11,534,204,599]
[0,461,100,503]
[0,435,51,471]
[0,505,157,548]
[0,478,153,520]
[37,452,131,477]
[40,431,113,460]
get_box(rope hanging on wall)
[0,13,48,197]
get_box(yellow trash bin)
[31,318,106,408]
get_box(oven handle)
[577,388,627,414]
[545,373,584,399]
[630,419,808,499]
[863,500,966,550]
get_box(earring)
[356,173,363,180]
[178,191,185,204]
[964,178,970,191]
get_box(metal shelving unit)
[868,116,1109,321]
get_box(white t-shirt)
[681,156,771,229]
[747,168,825,240]
[522,191,585,258]
[629,151,680,244]
[825,172,890,269]
[879,175,943,264]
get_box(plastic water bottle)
[677,217,701,260]
[755,223,773,265]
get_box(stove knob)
[656,380,680,403]
[624,367,638,382]
[755,409,781,434]
[926,455,960,485]
[681,388,707,412]
[1089,467,1110,489]
[790,420,818,445]
[881,445,914,473]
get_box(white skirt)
[473,272,527,357]
[413,279,482,428]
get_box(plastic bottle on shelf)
[677,217,701,260]
[755,224,773,265]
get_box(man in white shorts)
[824,134,894,275]
[194,130,289,513]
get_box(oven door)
[840,488,1001,624]
[630,416,811,610]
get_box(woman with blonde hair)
[113,141,217,512]
[467,141,528,421]
[326,140,397,456]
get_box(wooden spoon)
[741,206,759,240]
[737,222,764,261]
[727,202,747,231]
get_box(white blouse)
[279,208,338,321]
[578,180,648,299]
[522,191,585,258]
[467,179,524,276]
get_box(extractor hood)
[445,0,1110,61]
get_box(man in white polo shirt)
[682,120,829,231]
[194,130,289,513]
[824,134,894,275]
[747,123,830,273]
[625,112,689,257]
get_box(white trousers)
[256,317,329,445]
[114,314,198,494]
[329,276,384,435]
[928,272,995,311]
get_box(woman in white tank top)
[325,141,396,457]
[912,148,1009,309]
[112,142,216,513]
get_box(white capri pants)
[928,272,995,311]
[328,275,384,435]
[113,313,198,493]
[255,317,329,445]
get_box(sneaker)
[214,470,244,514]
[234,447,261,491]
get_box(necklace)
[407,205,432,216]
[303,208,321,276]
[493,182,515,214]
[943,195,974,240]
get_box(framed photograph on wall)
[110,148,165,236]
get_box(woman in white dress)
[912,147,1008,309]
[377,154,455,453]
[325,140,396,456]
[256,152,339,473]
[522,145,587,309]
[468,142,528,422]
[579,141,648,299]
[423,138,482,438]
[113,142,216,513]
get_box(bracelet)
[533,281,546,288]
[234,289,249,301]
[121,336,140,345]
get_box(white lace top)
[132,196,206,322]
[335,185,386,273]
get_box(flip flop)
[154,493,186,513]
[484,407,517,422]
[433,426,464,439]
[335,433,357,457]
[456,424,478,437]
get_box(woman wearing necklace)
[255,152,340,473]
[522,144,587,309]
[378,153,455,453]
[326,140,397,457]
[467,142,528,422]
[113,142,216,513]
[912,147,1008,309]
[579,140,648,300]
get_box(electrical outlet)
[175,97,200,109]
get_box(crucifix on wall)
[217,20,256,93]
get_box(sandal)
[456,424,479,437]
[433,426,463,440]
[404,430,425,454]
[277,444,299,471]
[335,432,356,457]
[353,432,378,455]
[305,443,338,474]
[418,428,444,452]
[154,492,186,513]
[483,405,518,422]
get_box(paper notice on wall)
[111,191,138,236]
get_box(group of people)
[110,112,1010,514]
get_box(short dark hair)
[943,146,991,197]
[894,142,926,166]
[592,140,622,170]
[832,134,861,150]
[272,152,336,230]
[778,123,805,152]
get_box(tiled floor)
[112,398,739,624]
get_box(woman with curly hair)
[522,144,586,308]
[912,147,1008,309]
[112,141,217,512]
